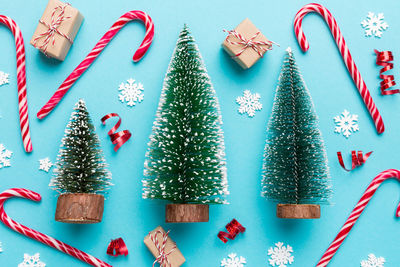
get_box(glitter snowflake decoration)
[118,78,144,107]
[221,253,246,267]
[361,254,385,267]
[0,144,12,169]
[236,90,262,117]
[18,253,46,267]
[0,71,9,86]
[361,12,389,38]
[39,158,53,172]
[268,242,294,267]
[334,109,359,138]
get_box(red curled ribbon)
[223,29,275,57]
[374,49,400,95]
[101,113,132,152]
[107,238,128,257]
[337,151,373,172]
[218,219,245,243]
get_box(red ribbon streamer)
[337,151,373,172]
[374,49,400,95]
[218,219,245,243]
[107,238,128,257]
[101,113,132,152]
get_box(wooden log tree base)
[166,204,209,223]
[55,193,105,224]
[277,204,321,219]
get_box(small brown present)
[30,0,83,61]
[222,18,275,69]
[144,226,186,267]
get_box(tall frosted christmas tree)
[50,99,112,223]
[142,25,228,223]
[262,48,332,219]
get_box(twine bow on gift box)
[33,3,73,54]
[223,29,275,57]
[150,230,176,267]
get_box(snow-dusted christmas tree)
[142,25,228,222]
[50,99,112,194]
[51,100,112,223]
[261,48,332,219]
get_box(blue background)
[0,0,399,266]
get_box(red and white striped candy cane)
[317,169,400,266]
[0,188,112,267]
[0,15,33,152]
[294,3,385,134]
[37,10,154,119]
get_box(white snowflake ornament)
[361,12,388,38]
[268,242,294,267]
[39,158,53,172]
[221,253,246,267]
[236,90,262,117]
[118,78,144,107]
[334,109,359,138]
[361,254,385,267]
[18,253,46,267]
[0,71,9,86]
[0,144,12,169]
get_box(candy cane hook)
[37,10,154,119]
[317,169,400,266]
[0,188,112,267]
[0,15,33,152]
[294,3,385,134]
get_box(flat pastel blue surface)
[1,0,400,266]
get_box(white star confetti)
[361,254,385,267]
[18,253,46,267]
[118,78,144,107]
[221,253,246,267]
[39,158,53,172]
[334,110,359,138]
[236,90,262,117]
[361,12,389,38]
[268,242,294,267]
[0,71,9,86]
[0,144,12,169]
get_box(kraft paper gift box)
[222,18,273,69]
[144,226,186,267]
[30,0,83,61]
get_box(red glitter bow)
[33,3,73,54]
[218,219,245,243]
[106,237,128,257]
[150,230,176,267]
[337,151,373,171]
[224,29,274,57]
[101,113,132,152]
[374,49,400,95]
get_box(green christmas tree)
[50,99,112,194]
[142,25,228,204]
[262,48,332,204]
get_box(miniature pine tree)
[262,48,332,205]
[50,99,112,194]
[142,25,228,205]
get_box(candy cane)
[317,169,400,266]
[0,188,112,267]
[294,3,385,134]
[37,10,154,119]
[0,15,33,152]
